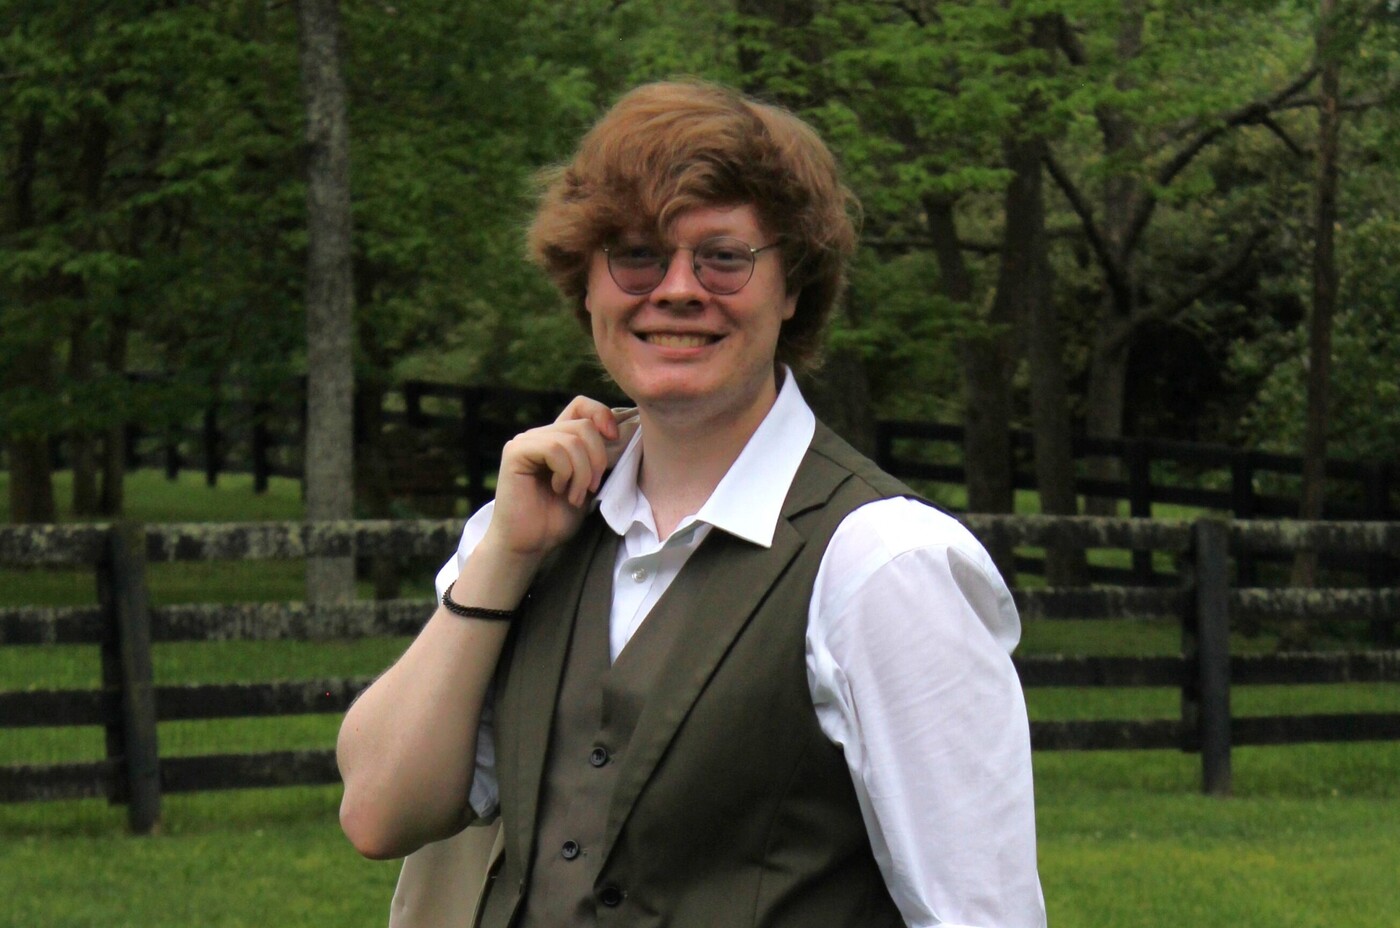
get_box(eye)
[611,243,662,267]
[696,239,750,271]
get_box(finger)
[574,422,611,494]
[554,395,616,438]
[562,431,601,506]
[605,413,640,469]
[541,441,579,499]
[543,432,600,508]
[543,418,611,493]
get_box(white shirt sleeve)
[807,498,1046,928]
[435,502,503,821]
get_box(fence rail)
[1,516,1397,830]
[19,380,1396,527]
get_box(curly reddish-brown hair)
[527,80,859,372]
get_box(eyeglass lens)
[607,237,762,295]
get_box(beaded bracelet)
[441,580,519,622]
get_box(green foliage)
[0,1,305,450]
[341,0,617,388]
[1231,102,1400,460]
[4,0,1400,511]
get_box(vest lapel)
[504,515,611,868]
[596,435,858,855]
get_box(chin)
[616,369,713,402]
[632,385,712,412]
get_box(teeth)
[646,333,711,348]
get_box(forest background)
[2,0,1399,542]
[3,5,1399,925]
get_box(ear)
[781,289,799,321]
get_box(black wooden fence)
[2,516,1397,832]
[73,380,1399,528]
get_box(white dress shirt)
[434,373,1046,928]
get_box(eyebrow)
[621,230,751,247]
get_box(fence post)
[1230,452,1257,587]
[164,427,181,481]
[1127,440,1154,584]
[202,406,220,488]
[97,523,162,834]
[1187,518,1232,796]
[404,380,426,428]
[252,401,271,494]
[874,420,893,474]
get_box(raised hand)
[476,397,639,568]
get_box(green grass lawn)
[1,743,1396,928]
[2,469,1397,926]
[0,469,308,525]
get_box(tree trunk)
[1082,2,1144,516]
[100,319,130,516]
[997,153,1085,582]
[1015,155,1085,584]
[7,436,57,523]
[4,114,57,523]
[69,109,112,517]
[355,377,401,600]
[1083,319,1131,515]
[925,194,1017,579]
[5,346,58,522]
[1290,0,1341,602]
[298,0,356,603]
[999,16,1084,584]
[69,324,99,516]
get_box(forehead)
[620,203,766,243]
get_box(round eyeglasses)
[602,236,782,296]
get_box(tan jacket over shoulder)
[389,822,503,928]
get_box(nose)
[650,250,706,308]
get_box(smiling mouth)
[640,333,718,349]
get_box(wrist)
[451,537,541,611]
[442,581,521,621]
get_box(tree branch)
[1258,115,1308,158]
[865,224,1083,257]
[1102,226,1268,357]
[1042,149,1132,309]
[1278,92,1395,113]
[865,235,999,256]
[1052,13,1088,66]
[1121,67,1319,256]
[890,0,929,27]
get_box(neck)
[636,378,779,540]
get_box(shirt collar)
[596,366,816,549]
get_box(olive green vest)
[477,423,914,928]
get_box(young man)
[338,80,1046,928]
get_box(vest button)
[598,885,624,907]
[561,840,580,860]
[589,746,609,767]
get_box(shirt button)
[589,746,610,767]
[598,885,624,907]
[561,840,580,860]
[630,566,648,582]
